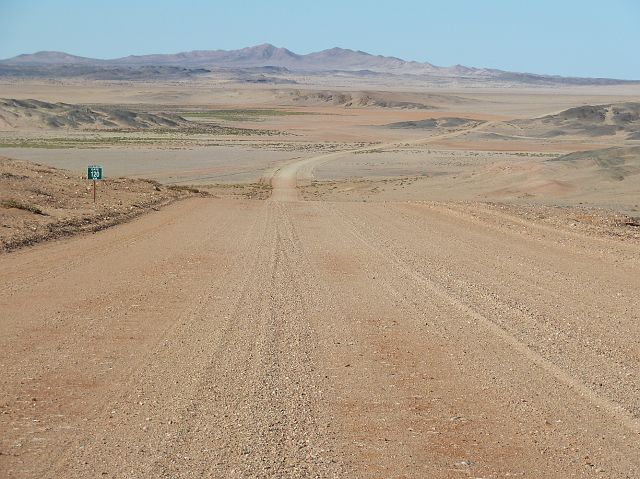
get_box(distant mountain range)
[1,44,637,85]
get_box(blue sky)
[1,0,639,79]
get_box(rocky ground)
[2,78,640,478]
[1,159,639,476]
[0,156,204,252]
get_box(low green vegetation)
[0,136,181,148]
[181,109,309,122]
[0,130,281,149]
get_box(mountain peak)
[240,43,297,59]
[0,45,635,83]
[3,51,95,65]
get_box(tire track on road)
[325,201,640,437]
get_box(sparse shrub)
[168,185,206,195]
[1,199,48,215]
[140,179,163,191]
[1,172,28,180]
[29,187,53,197]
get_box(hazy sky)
[1,0,639,79]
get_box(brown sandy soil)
[423,138,614,152]
[1,78,640,110]
[0,146,324,186]
[0,157,202,251]
[1,78,640,477]
[300,144,640,214]
[1,154,639,477]
[301,176,640,229]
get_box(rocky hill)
[0,99,188,131]
[507,103,640,139]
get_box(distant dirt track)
[269,122,497,202]
[1,145,639,477]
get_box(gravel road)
[1,146,639,477]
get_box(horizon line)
[2,43,638,82]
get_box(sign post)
[87,165,103,204]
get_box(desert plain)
[1,64,639,478]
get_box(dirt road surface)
[1,145,639,478]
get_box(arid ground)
[1,75,639,478]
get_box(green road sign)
[87,165,103,180]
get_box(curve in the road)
[268,121,496,202]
